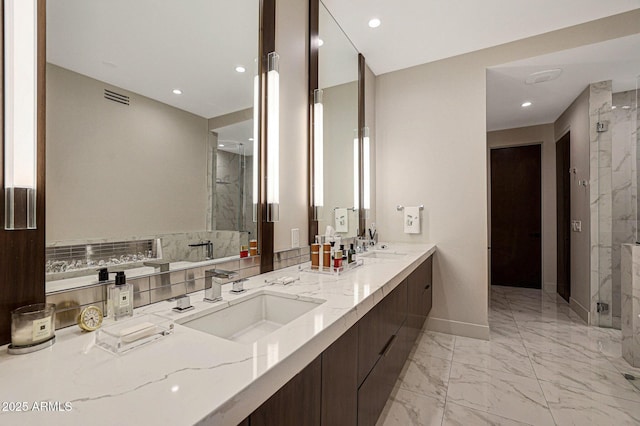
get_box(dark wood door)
[490,145,542,288]
[322,324,358,426]
[250,356,321,426]
[556,133,571,302]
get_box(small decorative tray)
[301,259,364,276]
[96,314,174,355]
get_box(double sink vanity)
[0,243,435,425]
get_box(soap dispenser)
[107,271,134,320]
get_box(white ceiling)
[321,0,640,75]
[319,3,359,89]
[47,0,259,119]
[487,34,640,131]
[214,120,254,155]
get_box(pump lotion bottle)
[107,271,134,320]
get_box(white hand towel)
[404,206,420,234]
[335,208,349,233]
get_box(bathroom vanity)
[0,243,435,425]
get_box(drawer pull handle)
[380,334,397,357]
[425,284,431,290]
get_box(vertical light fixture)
[252,62,259,223]
[4,0,38,230]
[363,127,371,212]
[266,52,280,222]
[313,89,324,220]
[353,131,359,210]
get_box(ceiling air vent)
[525,69,563,85]
[104,89,130,106]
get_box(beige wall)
[375,10,640,339]
[274,0,309,251]
[554,87,591,317]
[46,64,209,243]
[487,124,556,293]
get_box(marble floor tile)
[413,330,456,361]
[540,380,640,425]
[377,387,445,426]
[453,336,535,378]
[489,323,523,344]
[530,350,640,402]
[377,286,636,426]
[397,353,452,399]
[442,401,532,426]
[446,362,555,425]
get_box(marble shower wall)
[589,81,613,327]
[611,90,638,322]
[214,149,257,242]
[621,243,640,367]
[591,85,639,328]
[158,230,244,261]
[216,149,243,231]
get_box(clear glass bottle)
[107,271,134,320]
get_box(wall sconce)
[353,131,360,210]
[4,0,38,230]
[313,89,324,220]
[363,127,371,212]
[266,52,279,222]
[252,68,259,223]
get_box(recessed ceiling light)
[235,66,246,73]
[318,38,324,47]
[622,105,631,109]
[521,101,532,108]
[368,18,381,28]
[172,89,182,95]
[219,144,224,147]
[612,106,617,109]
[248,138,254,141]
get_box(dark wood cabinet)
[250,356,321,426]
[245,254,434,426]
[421,256,433,317]
[357,280,407,386]
[322,324,358,426]
[407,256,433,345]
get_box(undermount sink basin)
[178,290,325,344]
[361,251,407,260]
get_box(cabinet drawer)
[421,256,433,316]
[250,356,321,426]
[357,280,407,385]
[357,321,409,426]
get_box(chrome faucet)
[204,269,238,302]
[230,278,248,294]
[188,240,214,259]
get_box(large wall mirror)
[45,0,260,289]
[312,2,360,240]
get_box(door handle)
[425,284,431,290]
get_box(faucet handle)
[172,295,194,313]
[230,278,248,294]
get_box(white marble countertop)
[0,243,436,426]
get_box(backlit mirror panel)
[45,0,259,289]
[316,2,359,239]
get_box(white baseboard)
[426,317,490,340]
[570,297,590,324]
